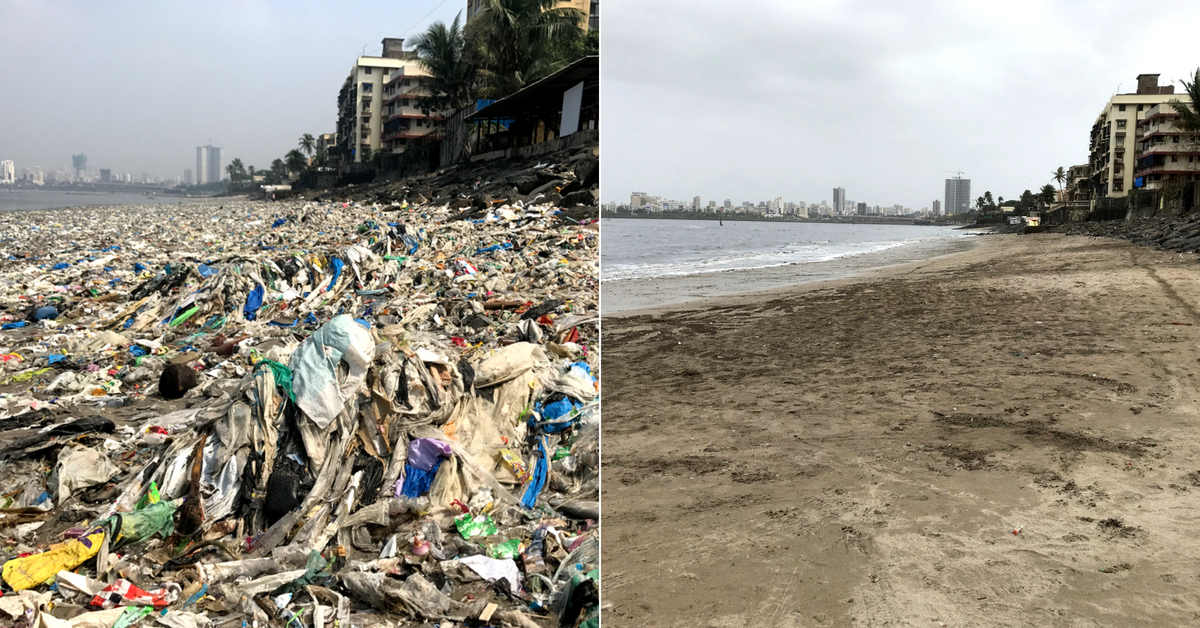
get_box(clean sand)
[602,233,1200,627]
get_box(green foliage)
[299,134,316,157]
[284,150,307,175]
[1169,68,1200,144]
[412,13,479,123]
[466,0,586,98]
[225,158,248,186]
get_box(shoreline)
[603,232,987,315]
[603,233,1200,626]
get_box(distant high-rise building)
[932,199,942,215]
[630,191,647,207]
[944,177,971,214]
[857,202,867,215]
[723,199,731,210]
[832,187,846,214]
[184,168,193,185]
[0,160,13,184]
[693,196,701,209]
[72,154,87,178]
[196,145,223,184]
[99,169,111,183]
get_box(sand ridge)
[602,234,1200,627]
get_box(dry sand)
[602,234,1200,627]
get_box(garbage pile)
[0,195,599,628]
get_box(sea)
[0,189,209,212]
[602,218,971,281]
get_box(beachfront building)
[336,39,413,163]
[381,61,439,159]
[316,133,337,156]
[1087,74,1188,199]
[945,176,970,215]
[1132,103,1200,191]
[1,160,13,184]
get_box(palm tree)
[1169,68,1200,144]
[299,134,316,159]
[225,158,247,186]
[1052,166,1067,202]
[411,13,478,122]
[284,150,307,176]
[313,151,328,167]
[1039,184,1057,210]
[466,0,586,98]
[269,158,287,184]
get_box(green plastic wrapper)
[490,538,521,559]
[455,513,498,539]
[553,447,571,461]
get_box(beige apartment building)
[1087,74,1189,198]
[380,63,438,156]
[336,38,438,163]
[1132,102,1200,191]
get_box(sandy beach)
[602,233,1200,626]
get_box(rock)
[159,363,199,399]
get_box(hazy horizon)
[602,0,1200,210]
[0,0,464,179]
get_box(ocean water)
[602,218,969,281]
[0,189,208,212]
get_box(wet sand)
[602,234,1200,627]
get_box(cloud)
[601,0,1200,208]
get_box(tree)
[284,149,307,175]
[466,0,586,98]
[299,134,316,159]
[313,151,328,167]
[1052,166,1067,202]
[411,13,478,123]
[225,158,248,186]
[269,159,287,184]
[1039,184,1057,209]
[1168,67,1200,144]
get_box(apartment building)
[0,160,13,184]
[381,62,439,156]
[1132,102,1199,191]
[336,39,412,163]
[316,133,338,157]
[944,177,970,214]
[1087,74,1185,198]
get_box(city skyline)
[0,0,464,176]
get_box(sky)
[601,0,1200,210]
[0,0,464,178]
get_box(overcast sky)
[602,0,1200,209]
[0,0,462,177]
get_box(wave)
[602,236,951,281]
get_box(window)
[1119,104,1126,111]
[362,83,373,92]
[1174,136,1180,143]
[1172,155,1179,162]
[1116,119,1126,128]
[365,67,373,74]
[1138,104,1144,111]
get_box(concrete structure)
[1088,74,1187,198]
[316,133,338,156]
[336,39,414,163]
[183,168,192,186]
[832,187,845,214]
[196,144,222,184]
[100,169,111,183]
[945,177,970,214]
[381,59,439,157]
[1132,102,1200,191]
[0,160,13,184]
[932,199,941,215]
